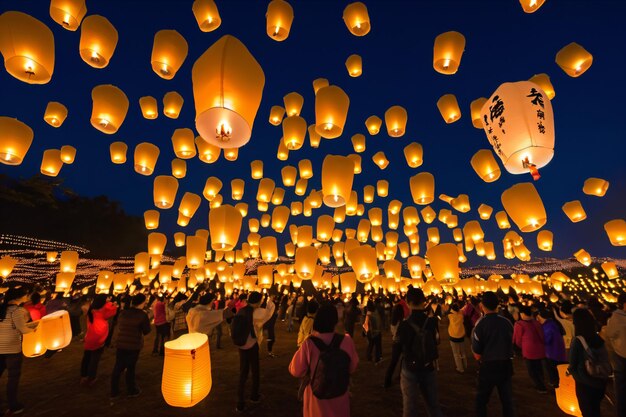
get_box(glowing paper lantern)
[109,141,127,164]
[260,237,278,262]
[179,192,201,218]
[384,106,407,137]
[574,249,591,266]
[186,236,207,269]
[49,0,87,31]
[562,201,587,223]
[0,117,33,166]
[555,364,582,417]
[437,94,461,123]
[163,92,184,119]
[450,194,471,213]
[501,182,546,232]
[250,160,264,179]
[317,215,335,241]
[427,227,440,244]
[495,211,511,229]
[0,11,55,84]
[209,205,243,250]
[282,116,307,150]
[426,243,459,284]
[151,30,187,80]
[537,230,553,251]
[153,176,178,209]
[372,152,389,170]
[340,272,357,294]
[134,142,160,175]
[583,178,609,197]
[556,43,592,78]
[315,85,349,139]
[346,54,362,77]
[342,2,370,36]
[40,149,63,177]
[295,246,318,279]
[410,172,434,205]
[348,246,377,281]
[602,262,619,279]
[202,177,223,201]
[271,206,290,233]
[403,143,423,168]
[79,15,117,68]
[139,96,158,120]
[478,204,493,220]
[171,159,187,179]
[144,210,160,230]
[321,155,355,208]
[162,333,211,408]
[43,102,68,128]
[308,125,321,148]
[40,310,72,349]
[528,74,555,100]
[604,219,626,246]
[256,178,275,203]
[192,0,221,32]
[0,256,17,279]
[266,0,293,41]
[519,0,546,13]
[90,84,129,134]
[22,323,47,358]
[433,31,465,75]
[470,149,501,182]
[193,35,265,149]
[269,106,285,126]
[480,81,554,177]
[470,98,488,129]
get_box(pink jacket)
[289,332,359,417]
[513,319,546,360]
[84,302,118,351]
[153,301,167,326]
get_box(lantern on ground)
[209,205,242,250]
[44,102,68,128]
[322,155,354,208]
[427,243,459,284]
[90,84,129,134]
[79,15,118,69]
[266,0,293,41]
[404,143,423,168]
[470,149,501,182]
[162,333,212,407]
[470,98,487,129]
[153,176,178,209]
[583,178,609,197]
[437,94,461,123]
[501,182,546,232]
[40,150,63,177]
[0,256,17,278]
[346,54,362,77]
[343,2,370,36]
[151,30,187,80]
[134,143,160,175]
[556,43,592,78]
[605,220,626,246]
[192,0,221,32]
[193,35,265,149]
[384,106,407,137]
[315,85,349,139]
[410,172,434,205]
[40,310,72,350]
[481,81,554,178]
[163,92,184,119]
[0,117,33,165]
[0,11,55,84]
[537,230,553,251]
[433,31,465,75]
[562,201,587,223]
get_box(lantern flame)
[216,121,233,142]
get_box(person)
[186,293,231,339]
[298,301,318,347]
[513,306,548,393]
[45,292,67,315]
[24,292,46,322]
[151,295,169,356]
[110,293,151,401]
[448,302,467,373]
[263,295,278,357]
[390,296,405,339]
[344,296,361,338]
[384,287,443,417]
[0,287,34,416]
[537,309,567,388]
[286,294,296,333]
[607,293,626,417]
[472,291,515,417]
[81,294,117,386]
[233,291,275,413]
[289,303,359,417]
[364,301,383,364]
[554,302,575,352]
[170,292,189,339]
[569,308,610,417]
[462,297,481,338]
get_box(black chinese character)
[498,116,506,128]
[489,96,505,122]
[536,109,545,120]
[527,88,544,108]
[537,122,545,134]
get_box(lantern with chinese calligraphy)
[192,0,221,32]
[266,0,293,41]
[501,182,546,232]
[193,35,265,149]
[433,31,465,75]
[384,106,407,137]
[79,15,118,69]
[163,92,184,119]
[562,201,587,223]
[209,205,242,251]
[556,43,592,78]
[410,172,434,205]
[528,74,555,100]
[90,84,129,134]
[60,145,76,164]
[604,219,626,246]
[151,30,187,80]
[40,310,72,349]
[40,150,63,177]
[345,54,362,77]
[583,178,609,197]
[343,2,370,36]
[437,94,461,123]
[322,155,354,208]
[470,149,501,182]
[44,102,68,128]
[0,117,33,166]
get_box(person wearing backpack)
[569,308,610,417]
[231,291,275,413]
[289,302,359,417]
[384,287,443,417]
[606,293,626,417]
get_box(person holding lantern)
[81,294,117,386]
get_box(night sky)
[1,0,625,264]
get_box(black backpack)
[308,334,351,399]
[577,336,612,380]
[231,306,253,347]
[404,317,438,372]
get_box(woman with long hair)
[81,293,117,386]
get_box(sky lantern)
[463,220,484,243]
[151,30,188,80]
[59,145,76,164]
[79,15,117,68]
[311,79,329,96]
[153,175,178,209]
[470,149,501,182]
[266,0,294,41]
[602,262,619,279]
[582,178,609,197]
[403,142,423,168]
[363,185,375,203]
[433,31,465,75]
[109,141,127,164]
[256,178,275,203]
[46,252,57,263]
[231,179,245,200]
[283,92,304,117]
[519,0,546,13]
[478,204,493,220]
[356,219,371,242]
[345,192,358,216]
[90,84,129,134]
[604,219,626,246]
[452,228,463,242]
[372,151,389,170]
[349,246,377,281]
[449,194,471,212]
[202,177,223,201]
[250,160,264,179]
[134,252,150,276]
[257,265,274,288]
[403,206,420,226]
[0,256,17,279]
[365,115,382,135]
[322,155,355,208]
[249,218,260,233]
[235,202,248,218]
[179,192,201,219]
[529,74,555,100]
[44,102,68,127]
[307,124,321,148]
[315,85,349,139]
[298,159,313,179]
[171,159,187,179]
[407,256,425,279]
[144,210,160,230]
[421,206,436,224]
[281,165,297,186]
[139,96,158,120]
[0,11,55,84]
[50,0,87,31]
[410,172,434,205]
[470,98,487,129]
[148,232,167,256]
[340,272,357,294]
[343,2,370,36]
[368,208,383,226]
[283,115,307,149]
[59,250,79,273]
[186,236,207,269]
[134,142,160,175]
[192,0,221,32]
[501,182,546,232]
[437,94,461,123]
[193,35,265,149]
[495,211,511,229]
[294,179,308,196]
[481,81,554,179]
[384,106,407,137]
[163,91,184,119]
[0,117,33,166]
[556,42,593,77]
[351,134,366,153]
[347,154,362,174]
[427,227,440,244]
[297,225,313,247]
[317,215,335,241]
[40,149,63,177]
[260,236,278,262]
[562,200,587,222]
[269,105,285,126]
[271,205,290,233]
[574,249,591,266]
[40,310,72,350]
[291,201,303,216]
[295,246,318,279]
[209,205,242,251]
[195,137,221,163]
[531,232,553,254]
[345,54,362,77]
[427,243,459,284]
[276,140,289,161]
[161,333,211,408]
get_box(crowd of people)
[1,280,625,417]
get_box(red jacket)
[24,302,46,321]
[513,319,546,360]
[84,302,118,351]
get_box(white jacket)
[186,304,225,335]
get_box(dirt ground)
[11,316,615,417]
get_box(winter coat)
[513,319,546,360]
[542,319,567,362]
[84,302,118,350]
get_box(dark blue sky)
[1,0,625,264]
